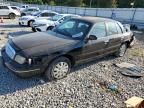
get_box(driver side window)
[90,22,106,38]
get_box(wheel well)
[28,20,34,24]
[123,41,130,48]
[9,13,15,16]
[48,55,75,68]
[47,26,54,30]
[63,54,75,66]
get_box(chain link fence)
[2,1,144,29]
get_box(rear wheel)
[45,57,71,81]
[32,27,36,32]
[47,26,54,31]
[115,43,127,57]
[9,13,16,19]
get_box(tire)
[28,20,34,27]
[32,27,36,32]
[129,36,136,48]
[115,43,127,57]
[47,26,54,31]
[21,13,26,17]
[9,13,16,19]
[45,57,71,81]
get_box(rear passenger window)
[107,22,118,35]
[0,6,9,9]
[41,13,49,17]
[90,22,106,38]
[48,13,56,17]
[116,23,122,34]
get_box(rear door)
[105,22,123,54]
[80,22,109,61]
[0,6,9,16]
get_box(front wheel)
[115,43,127,57]
[9,13,16,19]
[47,26,54,31]
[45,57,71,81]
[28,20,34,27]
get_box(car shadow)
[0,25,28,28]
[0,55,116,96]
[0,57,45,95]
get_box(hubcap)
[52,62,69,79]
[120,45,126,56]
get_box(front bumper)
[32,25,47,32]
[1,48,42,78]
[19,20,28,26]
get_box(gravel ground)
[0,18,143,108]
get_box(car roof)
[60,14,80,17]
[41,10,58,13]
[27,7,39,9]
[72,16,117,24]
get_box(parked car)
[10,6,20,12]
[21,7,40,16]
[32,14,80,32]
[19,10,58,27]
[20,5,29,11]
[1,17,135,80]
[0,5,21,19]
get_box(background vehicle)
[0,5,21,19]
[2,17,134,80]
[20,5,29,11]
[10,6,20,12]
[19,10,58,27]
[32,14,80,32]
[21,7,40,16]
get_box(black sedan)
[2,17,135,80]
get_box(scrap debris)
[125,96,144,108]
[114,62,144,77]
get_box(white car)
[20,5,29,11]
[21,7,40,16]
[32,14,80,32]
[19,10,58,27]
[0,5,21,19]
[11,6,20,12]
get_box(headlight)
[15,55,26,64]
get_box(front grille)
[5,43,16,60]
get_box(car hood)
[34,19,54,25]
[12,31,78,56]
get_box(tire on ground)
[115,43,127,57]
[45,57,71,81]
[9,13,16,19]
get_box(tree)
[111,0,117,8]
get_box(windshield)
[53,19,91,40]
[50,14,63,21]
[33,12,41,16]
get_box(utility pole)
[90,0,92,8]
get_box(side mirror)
[59,20,63,23]
[88,35,97,40]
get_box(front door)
[80,22,109,62]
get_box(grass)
[129,48,144,57]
